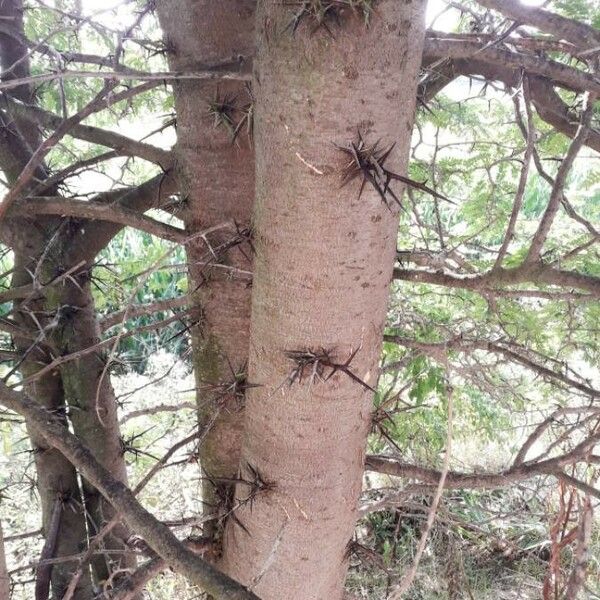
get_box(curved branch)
[423,37,600,94]
[528,75,600,154]
[1,92,172,167]
[442,58,600,154]
[525,92,595,264]
[384,334,600,399]
[100,295,190,331]
[393,263,600,298]
[365,455,600,500]
[12,197,186,243]
[474,0,600,51]
[73,171,179,260]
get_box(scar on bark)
[285,347,376,392]
[283,1,377,36]
[336,131,452,210]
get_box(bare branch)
[384,334,600,399]
[1,89,173,167]
[393,263,600,298]
[424,37,600,94]
[525,92,596,264]
[101,295,190,331]
[389,386,454,598]
[0,67,252,92]
[474,0,600,51]
[12,197,186,243]
[493,77,535,269]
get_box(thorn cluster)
[203,462,274,535]
[207,86,254,145]
[198,362,259,408]
[285,347,376,392]
[207,92,238,133]
[284,0,376,36]
[338,132,401,209]
[337,131,451,209]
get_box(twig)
[388,385,454,598]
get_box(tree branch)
[0,67,252,92]
[1,90,172,167]
[525,92,596,263]
[423,37,600,94]
[100,295,190,331]
[474,0,600,51]
[12,197,186,243]
[384,334,600,399]
[393,263,600,298]
[365,445,600,500]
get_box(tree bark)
[220,3,427,599]
[156,0,254,550]
[50,271,137,587]
[11,256,96,600]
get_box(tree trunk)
[221,3,426,599]
[0,1,95,596]
[156,0,254,550]
[1,1,134,594]
[11,256,96,600]
[0,521,10,599]
[50,271,136,587]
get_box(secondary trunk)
[0,1,95,596]
[1,1,134,594]
[11,253,96,600]
[0,521,10,599]
[221,3,426,599]
[49,269,136,588]
[156,0,254,550]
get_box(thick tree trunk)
[221,3,426,599]
[156,0,254,549]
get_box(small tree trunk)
[0,2,96,595]
[51,274,136,587]
[156,0,254,549]
[12,255,95,600]
[1,521,10,599]
[221,3,426,598]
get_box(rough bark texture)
[220,3,426,599]
[156,0,254,548]
[49,269,136,586]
